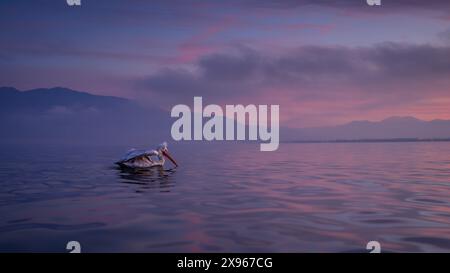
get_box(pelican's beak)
[162,150,178,167]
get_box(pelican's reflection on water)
[115,166,177,192]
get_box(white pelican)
[116,142,178,169]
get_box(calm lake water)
[0,142,449,252]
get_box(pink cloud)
[176,16,237,63]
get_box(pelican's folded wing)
[119,149,157,163]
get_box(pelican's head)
[157,142,178,167]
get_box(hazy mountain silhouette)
[0,86,128,113]
[0,87,171,145]
[2,87,450,145]
[283,116,450,142]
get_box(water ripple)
[0,142,449,252]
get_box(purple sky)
[1,0,450,127]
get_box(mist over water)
[0,142,449,252]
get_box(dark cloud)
[2,0,448,31]
[198,49,262,82]
[365,43,450,79]
[138,43,450,105]
[238,0,450,12]
[438,28,450,43]
[137,66,254,104]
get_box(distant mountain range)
[283,116,450,142]
[0,86,129,114]
[1,87,450,144]
[0,87,170,145]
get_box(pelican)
[115,142,178,169]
